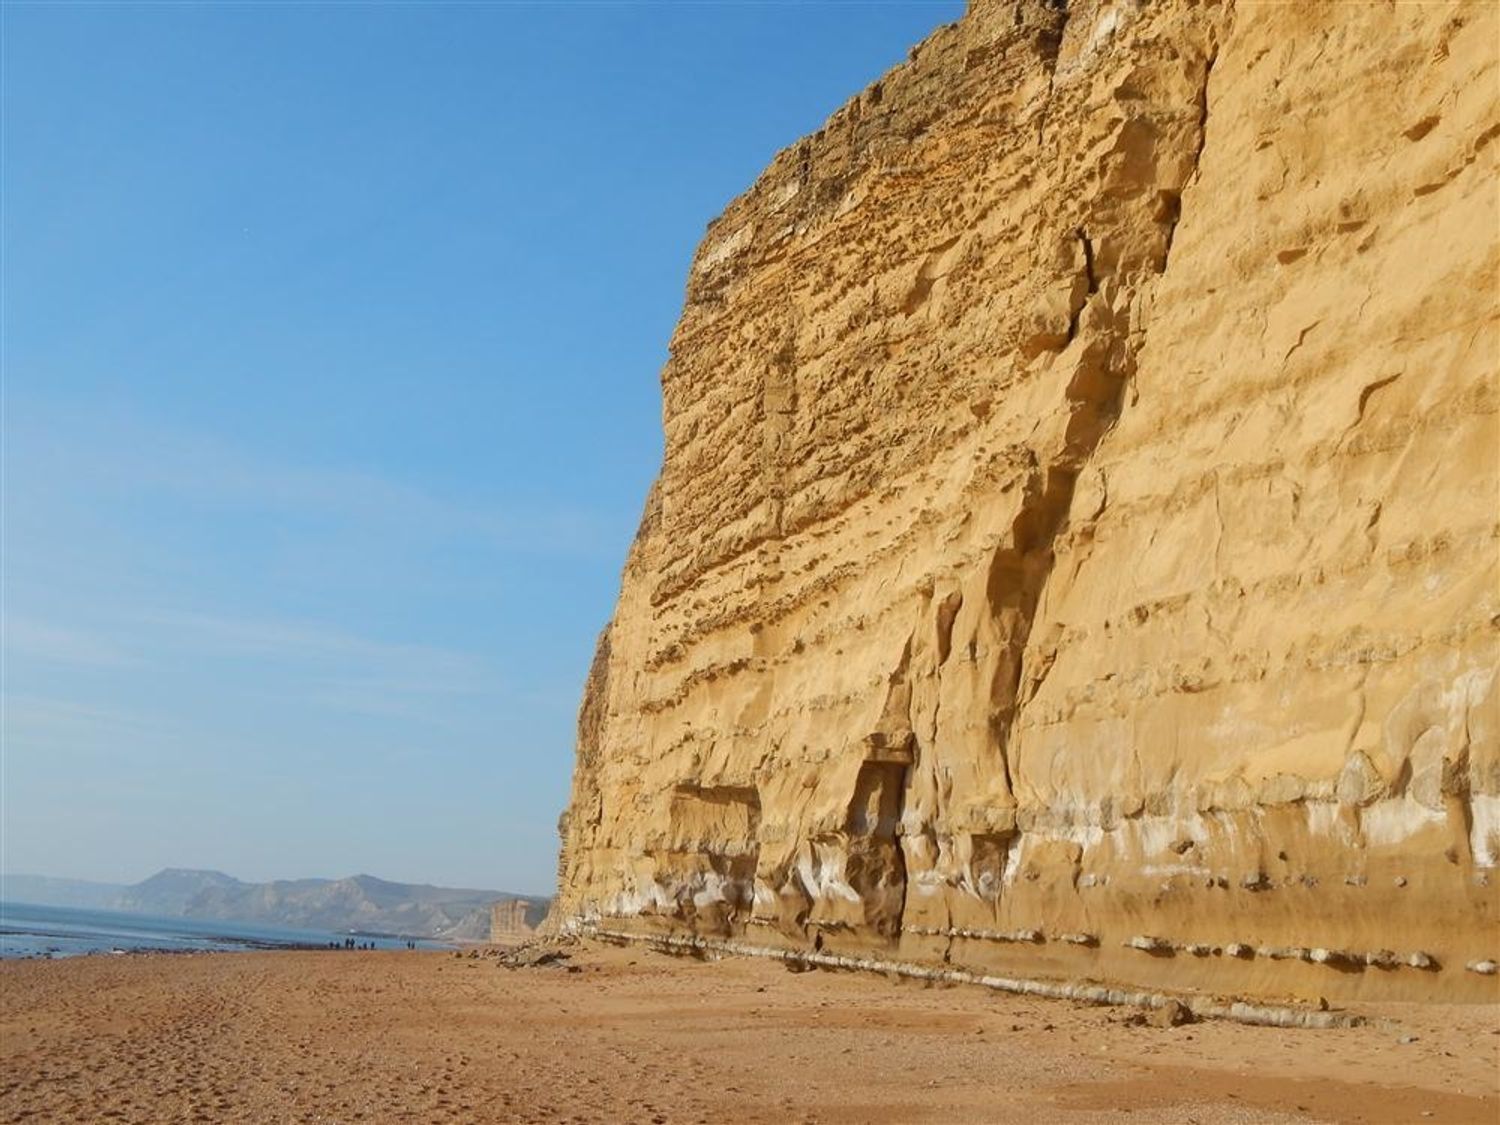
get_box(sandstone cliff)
[490,899,542,943]
[554,0,1499,1004]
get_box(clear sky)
[3,0,963,895]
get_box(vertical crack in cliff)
[993,39,1221,801]
[1064,228,1098,344]
[1163,46,1218,268]
[1033,1,1072,148]
[1075,228,1097,295]
[763,327,798,544]
[978,21,1225,825]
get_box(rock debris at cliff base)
[553,0,1500,1005]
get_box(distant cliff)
[489,899,546,943]
[553,0,1499,1004]
[7,868,548,940]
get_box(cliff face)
[554,0,1499,1002]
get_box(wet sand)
[1,941,1496,1123]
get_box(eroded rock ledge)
[552,0,1500,1004]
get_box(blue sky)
[3,0,962,894]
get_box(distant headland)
[2,869,548,941]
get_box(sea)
[0,901,451,959]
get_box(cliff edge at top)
[551,0,1500,1004]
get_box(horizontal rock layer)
[553,0,1499,1003]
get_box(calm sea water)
[0,901,450,959]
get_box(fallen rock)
[495,938,577,970]
[1149,1000,1194,1028]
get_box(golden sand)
[1,942,1496,1123]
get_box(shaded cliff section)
[551,0,1500,1004]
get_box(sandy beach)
[1,941,1496,1124]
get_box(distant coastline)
[0,900,452,959]
[2,868,549,943]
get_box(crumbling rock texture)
[553,0,1499,1003]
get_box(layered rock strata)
[554,0,1499,1003]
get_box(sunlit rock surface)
[553,0,1499,1002]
